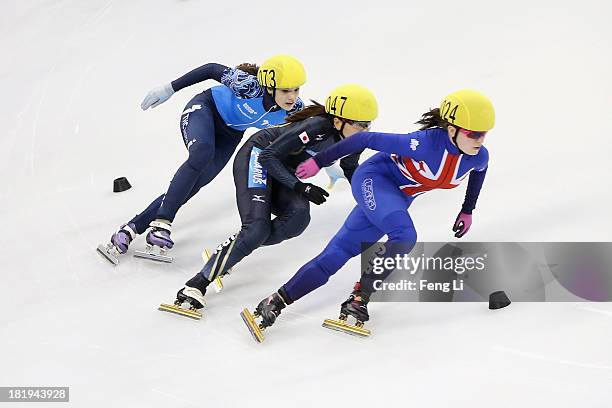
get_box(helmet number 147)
[326,95,348,116]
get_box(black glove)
[294,182,329,205]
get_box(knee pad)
[315,240,357,279]
[383,211,417,243]
[186,143,214,172]
[235,219,272,255]
[282,209,311,239]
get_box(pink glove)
[295,158,321,179]
[452,212,472,238]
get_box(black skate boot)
[158,273,210,320]
[240,292,288,343]
[323,282,372,337]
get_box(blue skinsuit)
[129,63,304,233]
[280,128,489,302]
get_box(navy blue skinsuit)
[128,63,304,233]
[191,115,361,287]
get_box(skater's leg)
[154,101,217,223]
[358,209,418,296]
[128,194,164,234]
[245,207,383,331]
[262,182,311,246]
[348,169,418,295]
[131,121,241,235]
[281,168,415,302]
[281,206,385,302]
[187,143,274,288]
[246,168,418,334]
[182,124,243,202]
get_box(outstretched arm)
[171,63,229,92]
[141,63,231,110]
[313,131,421,168]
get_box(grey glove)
[141,83,175,110]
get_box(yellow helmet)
[325,84,378,121]
[257,54,306,89]
[439,89,495,131]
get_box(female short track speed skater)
[158,84,379,319]
[240,89,495,342]
[96,55,307,265]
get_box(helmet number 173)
[258,69,277,88]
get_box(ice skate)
[134,220,174,263]
[96,223,137,266]
[158,273,209,319]
[202,248,232,293]
[323,282,371,338]
[240,292,287,343]
[159,288,206,320]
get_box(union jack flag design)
[390,150,472,197]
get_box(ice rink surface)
[1,0,611,406]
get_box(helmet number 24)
[440,100,458,123]
[258,69,277,88]
[326,95,348,116]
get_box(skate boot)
[158,273,210,320]
[241,292,288,343]
[323,282,371,338]
[134,220,174,263]
[96,223,137,266]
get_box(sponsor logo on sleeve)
[248,147,267,189]
[361,178,376,210]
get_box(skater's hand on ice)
[141,83,175,110]
[452,212,472,238]
[295,158,321,179]
[294,182,329,205]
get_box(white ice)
[1,0,611,407]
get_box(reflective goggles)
[461,129,487,140]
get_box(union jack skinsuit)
[279,128,489,303]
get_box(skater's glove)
[452,212,472,238]
[295,158,321,179]
[141,83,175,110]
[294,182,329,205]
